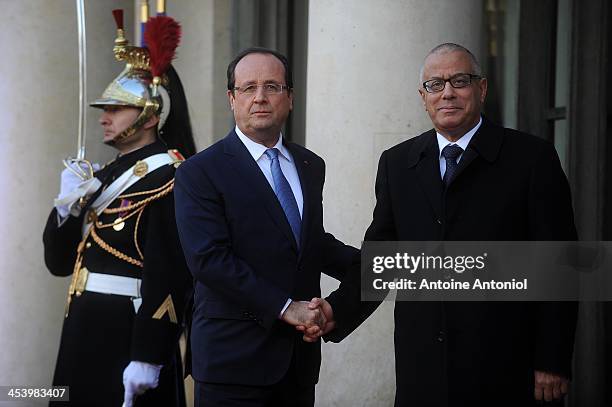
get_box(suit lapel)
[287,143,312,260]
[411,131,444,221]
[451,148,478,186]
[451,117,503,185]
[223,131,298,251]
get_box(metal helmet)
[90,9,179,144]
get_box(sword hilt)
[63,157,94,181]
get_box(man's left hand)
[295,297,336,342]
[123,361,162,407]
[534,370,569,402]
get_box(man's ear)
[227,90,235,111]
[479,78,488,104]
[418,88,427,110]
[143,114,160,130]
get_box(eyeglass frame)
[232,83,291,96]
[422,73,483,93]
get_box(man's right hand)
[55,162,101,218]
[59,166,88,199]
[122,361,162,407]
[296,297,335,342]
[534,370,569,402]
[281,301,327,332]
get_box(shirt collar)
[436,116,482,157]
[235,125,292,162]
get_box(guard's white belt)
[84,272,141,297]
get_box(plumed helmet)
[90,9,180,144]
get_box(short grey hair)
[419,43,483,84]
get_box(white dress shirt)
[235,126,303,217]
[235,126,302,317]
[436,116,482,179]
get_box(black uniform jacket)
[327,118,578,407]
[43,141,192,407]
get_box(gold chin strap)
[111,99,160,144]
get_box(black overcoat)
[328,118,578,407]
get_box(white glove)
[54,162,101,219]
[122,361,162,407]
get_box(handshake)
[281,298,334,342]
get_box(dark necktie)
[441,144,464,186]
[264,148,301,246]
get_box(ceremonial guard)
[43,7,195,407]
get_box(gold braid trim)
[65,179,176,316]
[88,180,175,268]
[90,225,144,268]
[134,206,145,261]
[96,179,174,228]
[119,178,174,198]
[102,179,175,214]
[65,227,93,317]
[95,204,142,229]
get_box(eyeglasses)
[233,83,290,95]
[422,73,482,93]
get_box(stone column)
[305,1,483,405]
[166,0,233,150]
[0,0,133,387]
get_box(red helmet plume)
[144,16,181,78]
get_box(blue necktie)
[442,144,464,186]
[264,148,301,246]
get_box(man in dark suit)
[307,43,578,406]
[174,47,358,407]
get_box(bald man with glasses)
[311,43,578,407]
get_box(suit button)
[437,331,445,342]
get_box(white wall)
[0,0,133,387]
[165,0,219,151]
